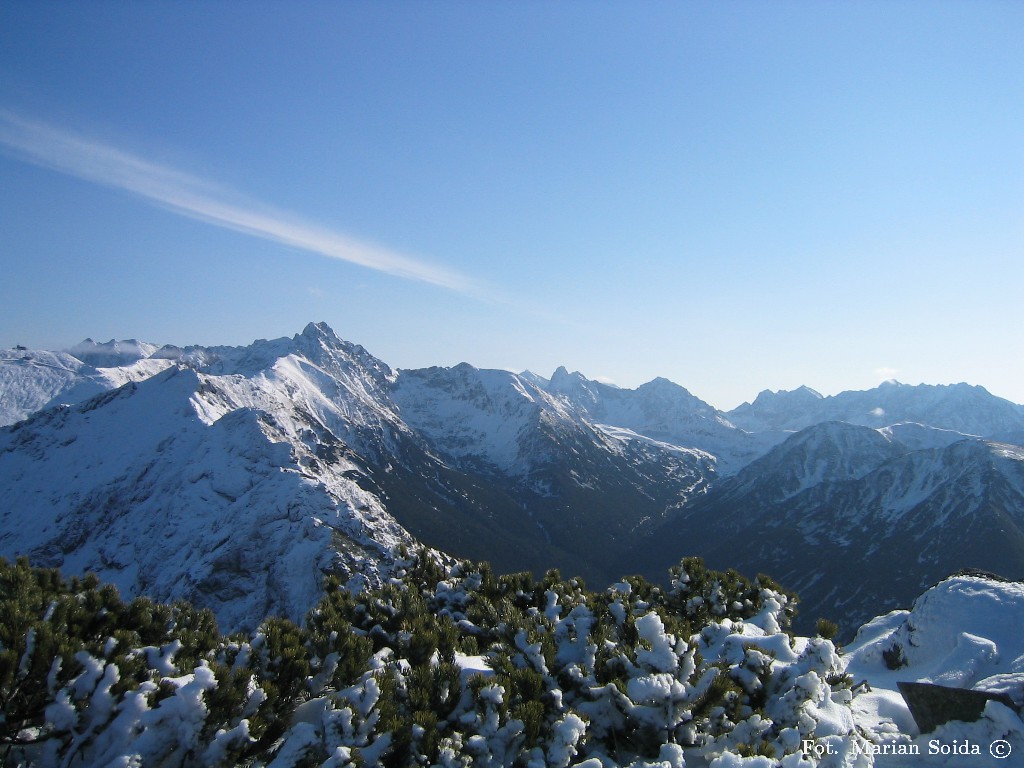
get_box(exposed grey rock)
[897,681,1018,733]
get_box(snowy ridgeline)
[2,554,1022,768]
[4,323,1024,641]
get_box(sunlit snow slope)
[4,323,1024,637]
[0,324,716,628]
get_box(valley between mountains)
[2,322,1024,638]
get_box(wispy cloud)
[874,366,899,382]
[0,110,479,294]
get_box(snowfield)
[842,575,1024,766]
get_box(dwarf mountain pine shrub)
[0,549,862,768]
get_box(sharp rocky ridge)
[2,321,1023,634]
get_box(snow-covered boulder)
[844,573,1024,765]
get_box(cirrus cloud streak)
[0,110,479,294]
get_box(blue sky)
[2,2,1022,409]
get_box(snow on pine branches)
[0,551,868,767]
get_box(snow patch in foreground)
[843,575,1024,766]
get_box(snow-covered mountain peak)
[291,322,395,386]
[1,348,97,426]
[795,384,823,397]
[153,324,395,404]
[547,365,590,393]
[727,420,905,502]
[933,434,1024,477]
[391,363,578,475]
[300,319,341,342]
[537,367,779,474]
[65,337,159,367]
[0,349,414,631]
[748,384,824,406]
[549,364,570,379]
[293,321,386,373]
[729,379,1024,437]
[517,369,550,389]
[727,385,826,433]
[634,376,710,411]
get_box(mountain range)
[2,322,1023,635]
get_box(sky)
[1,2,1022,410]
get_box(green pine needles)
[0,551,857,768]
